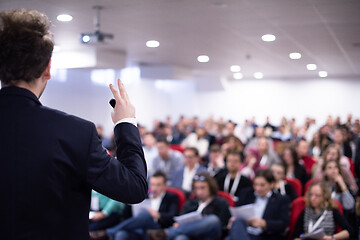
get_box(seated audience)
[215,152,252,203]
[257,137,280,168]
[309,131,322,159]
[226,169,290,240]
[296,140,316,175]
[171,147,208,194]
[181,126,209,158]
[239,148,262,179]
[142,132,158,177]
[292,181,351,240]
[148,173,231,240]
[270,163,298,202]
[152,139,184,184]
[207,144,225,177]
[106,171,179,240]
[245,127,274,153]
[333,127,353,159]
[221,134,244,158]
[313,144,358,194]
[89,191,125,232]
[282,146,309,187]
[322,159,355,211]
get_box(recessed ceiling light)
[289,52,301,60]
[254,72,264,79]
[146,40,160,48]
[318,71,328,78]
[230,65,241,72]
[197,55,210,63]
[261,34,276,42]
[53,45,61,52]
[233,72,243,80]
[307,64,317,70]
[57,14,73,22]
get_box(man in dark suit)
[226,169,290,240]
[0,9,147,239]
[106,171,179,239]
[215,151,252,204]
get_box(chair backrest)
[348,158,356,177]
[169,144,185,153]
[288,197,344,239]
[304,178,321,194]
[285,177,303,197]
[166,187,186,213]
[217,191,235,207]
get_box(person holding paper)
[148,173,231,240]
[292,181,351,240]
[106,171,179,240]
[226,169,290,240]
[215,151,252,204]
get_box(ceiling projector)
[80,6,114,44]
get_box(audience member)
[240,148,261,179]
[296,140,316,175]
[333,128,353,159]
[89,191,125,232]
[221,134,244,158]
[270,163,298,201]
[171,147,207,193]
[312,144,358,194]
[106,171,179,240]
[215,152,252,203]
[282,146,309,187]
[207,144,225,176]
[322,159,355,211]
[257,137,280,168]
[143,132,158,177]
[152,139,184,184]
[245,127,274,153]
[148,173,231,240]
[292,181,351,240]
[181,127,209,158]
[226,169,290,240]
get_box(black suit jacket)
[238,188,290,240]
[215,169,252,201]
[0,86,148,239]
[158,192,179,228]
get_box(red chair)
[304,178,321,195]
[285,178,303,198]
[347,158,356,177]
[217,191,235,207]
[288,197,343,239]
[166,187,186,213]
[169,144,185,153]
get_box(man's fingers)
[117,79,130,102]
[109,83,121,101]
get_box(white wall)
[40,68,360,136]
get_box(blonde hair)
[305,181,334,210]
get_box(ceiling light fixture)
[197,55,210,63]
[318,71,328,78]
[254,72,264,79]
[146,40,160,48]
[230,65,241,72]
[57,14,73,22]
[261,34,276,42]
[289,52,301,60]
[306,64,317,70]
[233,72,243,80]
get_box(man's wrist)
[114,118,137,127]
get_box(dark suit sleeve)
[264,195,290,234]
[158,193,179,228]
[292,210,305,238]
[216,198,231,227]
[285,184,298,201]
[180,199,198,215]
[86,123,148,204]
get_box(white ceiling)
[1,0,360,83]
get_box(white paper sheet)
[174,211,203,225]
[300,228,326,239]
[229,204,255,220]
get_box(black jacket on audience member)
[237,188,291,240]
[215,169,252,201]
[0,86,148,240]
[293,164,309,188]
[180,196,231,228]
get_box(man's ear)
[42,59,51,81]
